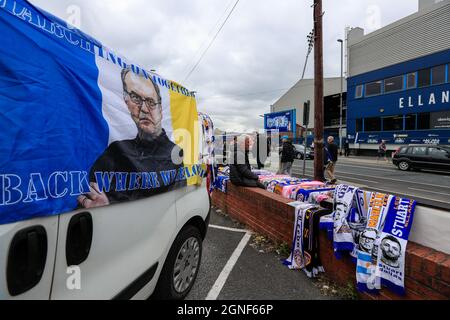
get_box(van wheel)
[153,225,202,300]
[398,161,410,171]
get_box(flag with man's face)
[0,0,202,225]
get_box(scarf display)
[284,203,316,270]
[284,204,332,278]
[333,185,359,253]
[356,192,394,292]
[376,197,416,295]
[303,207,334,278]
[296,186,336,203]
[273,179,312,198]
[349,190,372,260]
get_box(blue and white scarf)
[376,197,416,295]
[349,190,372,261]
[356,192,393,293]
[333,185,358,253]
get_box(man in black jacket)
[278,137,296,175]
[325,136,338,184]
[230,135,265,188]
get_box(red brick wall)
[211,182,450,300]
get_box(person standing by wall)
[278,137,296,175]
[378,140,388,163]
[344,139,350,157]
[325,136,338,184]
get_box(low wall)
[212,182,450,300]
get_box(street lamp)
[337,39,344,155]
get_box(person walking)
[324,136,338,184]
[278,137,296,175]
[344,139,350,157]
[377,140,388,163]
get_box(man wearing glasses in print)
[78,68,185,209]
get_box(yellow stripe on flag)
[169,83,202,185]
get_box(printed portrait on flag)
[77,67,186,209]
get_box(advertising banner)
[431,111,450,129]
[0,0,203,224]
[264,110,296,132]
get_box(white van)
[0,116,211,300]
[0,1,211,300]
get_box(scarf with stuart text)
[376,197,416,295]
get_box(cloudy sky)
[30,0,418,132]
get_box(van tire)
[153,225,202,300]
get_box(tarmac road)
[291,156,450,210]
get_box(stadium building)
[346,0,450,153]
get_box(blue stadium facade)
[347,49,450,148]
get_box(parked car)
[293,144,314,160]
[392,145,450,171]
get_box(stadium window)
[405,114,416,130]
[406,72,417,89]
[417,112,430,130]
[418,68,431,87]
[384,75,404,93]
[355,85,363,98]
[382,115,404,131]
[364,117,381,132]
[356,119,363,132]
[432,65,446,85]
[365,80,382,96]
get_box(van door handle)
[66,212,93,266]
[7,226,48,296]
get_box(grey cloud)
[30,0,417,132]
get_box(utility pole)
[313,0,324,181]
[338,39,344,155]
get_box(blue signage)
[264,110,296,133]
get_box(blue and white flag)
[356,192,393,292]
[333,185,358,253]
[376,197,416,295]
[0,0,203,225]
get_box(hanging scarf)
[356,192,394,293]
[349,190,372,261]
[284,204,332,278]
[376,197,416,295]
[303,207,334,278]
[284,203,317,270]
[333,185,359,253]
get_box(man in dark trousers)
[278,137,296,175]
[230,135,265,188]
[344,139,350,157]
[325,136,338,184]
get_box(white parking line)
[205,232,252,300]
[209,224,249,233]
